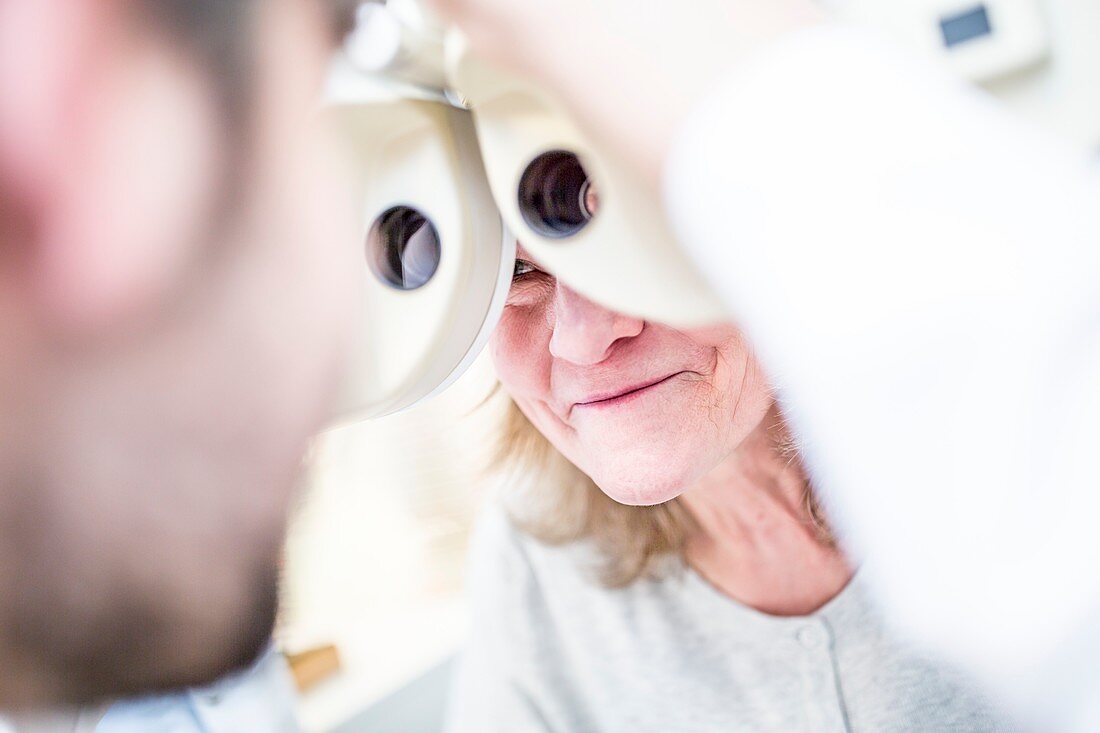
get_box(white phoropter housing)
[332,0,1100,421]
[329,93,515,421]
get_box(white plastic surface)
[330,100,510,420]
[448,40,730,328]
[330,0,1100,419]
[827,0,1050,81]
[827,0,1100,150]
[345,4,404,73]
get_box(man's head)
[0,0,359,705]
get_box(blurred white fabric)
[96,647,300,733]
[665,24,1100,730]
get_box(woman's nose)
[549,283,645,365]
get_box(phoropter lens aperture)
[518,151,597,239]
[366,205,441,290]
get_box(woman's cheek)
[491,305,552,397]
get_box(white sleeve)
[663,22,1100,711]
[96,646,301,733]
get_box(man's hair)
[133,0,359,130]
[136,1,258,131]
[124,0,359,233]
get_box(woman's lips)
[572,372,687,412]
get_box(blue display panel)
[940,5,993,47]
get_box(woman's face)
[491,245,774,506]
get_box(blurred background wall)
[279,353,505,732]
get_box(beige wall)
[280,353,506,732]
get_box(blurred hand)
[427,0,825,187]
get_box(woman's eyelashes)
[513,258,544,281]
[508,258,555,304]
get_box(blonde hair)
[495,398,833,587]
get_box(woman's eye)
[513,258,541,280]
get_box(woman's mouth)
[572,372,687,413]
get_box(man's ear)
[0,0,221,332]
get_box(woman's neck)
[679,406,853,616]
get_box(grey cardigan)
[446,507,1019,732]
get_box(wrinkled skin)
[492,246,773,507]
[491,246,852,616]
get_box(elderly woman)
[444,244,1015,732]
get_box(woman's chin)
[593,471,690,507]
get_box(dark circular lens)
[518,151,596,239]
[366,206,441,290]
